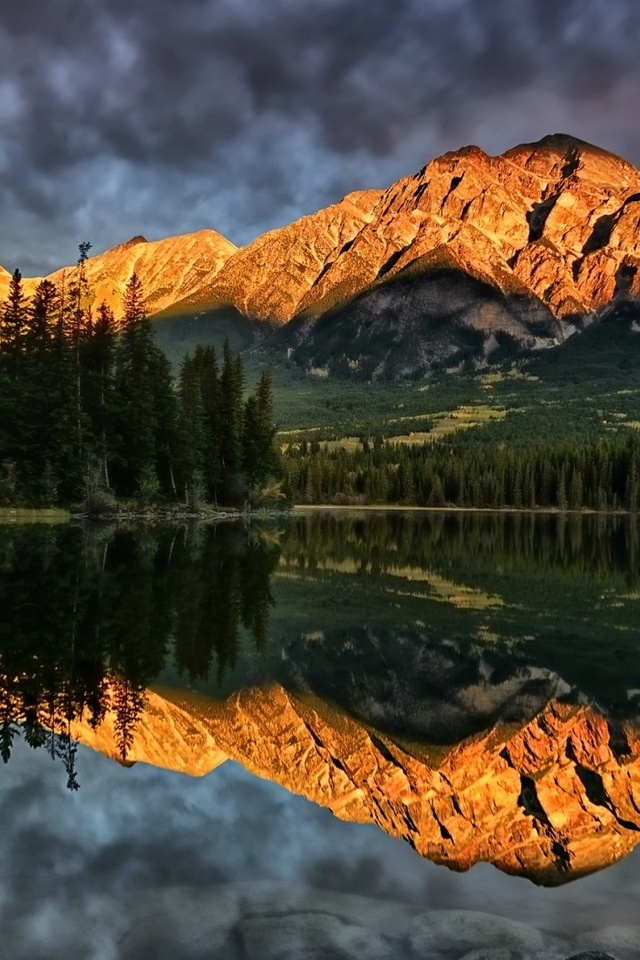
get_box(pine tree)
[69,243,93,484]
[218,340,245,503]
[153,348,181,500]
[626,452,639,512]
[427,473,445,507]
[569,467,583,510]
[196,346,221,502]
[242,394,261,491]
[114,274,160,497]
[252,366,279,487]
[396,456,415,504]
[240,368,279,499]
[28,279,58,347]
[0,269,27,355]
[178,352,206,506]
[22,281,61,500]
[48,287,83,501]
[82,301,117,496]
[556,465,568,511]
[0,270,28,495]
[122,271,145,332]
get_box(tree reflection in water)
[0,523,279,781]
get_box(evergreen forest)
[283,434,640,511]
[0,251,279,509]
[0,523,280,783]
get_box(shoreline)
[0,505,291,524]
[0,507,72,524]
[293,504,638,516]
[2,504,637,524]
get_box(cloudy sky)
[2,0,640,275]
[2,740,640,958]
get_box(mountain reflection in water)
[1,512,640,888]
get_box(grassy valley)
[147,299,640,514]
[234,305,640,448]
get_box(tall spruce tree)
[114,274,159,497]
[70,243,93,491]
[83,301,117,493]
[246,367,279,491]
[0,270,28,494]
[177,352,205,495]
[49,277,85,501]
[196,346,222,503]
[1,269,27,355]
[218,339,245,503]
[153,349,181,501]
[22,280,61,500]
[113,273,180,500]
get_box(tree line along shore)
[282,433,640,512]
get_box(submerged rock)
[565,953,619,960]
[577,924,640,959]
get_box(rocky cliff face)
[55,229,238,318]
[294,134,640,323]
[4,134,640,369]
[0,229,237,321]
[284,134,640,374]
[286,267,560,377]
[166,189,382,323]
[70,683,640,887]
[152,134,640,332]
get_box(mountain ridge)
[3,133,640,374]
[68,681,640,887]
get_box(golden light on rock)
[68,682,640,887]
[3,134,640,330]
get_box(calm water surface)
[1,511,640,959]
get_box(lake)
[1,511,639,959]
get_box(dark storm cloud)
[1,0,640,273]
[2,741,640,959]
[0,742,436,959]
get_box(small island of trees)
[0,249,280,512]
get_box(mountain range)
[69,681,640,887]
[4,132,640,376]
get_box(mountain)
[0,191,380,329]
[69,682,640,887]
[4,134,640,375]
[162,189,382,323]
[149,189,382,360]
[284,134,640,376]
[170,133,640,338]
[52,229,238,316]
[296,134,640,318]
[0,228,237,319]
